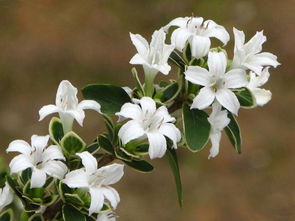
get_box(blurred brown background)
[0,0,294,220]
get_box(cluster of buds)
[0,15,279,220]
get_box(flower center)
[89,174,106,188]
[209,75,225,91]
[142,112,164,132]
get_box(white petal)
[101,187,120,209]
[203,20,230,45]
[9,155,33,174]
[42,145,65,162]
[129,53,147,65]
[233,28,245,49]
[208,102,230,132]
[216,88,240,115]
[38,104,60,121]
[55,80,79,108]
[77,151,97,174]
[246,52,280,74]
[171,28,192,51]
[190,35,211,59]
[115,103,143,122]
[252,88,272,106]
[89,187,104,215]
[42,161,68,179]
[7,140,31,155]
[191,87,215,110]
[147,132,167,159]
[208,51,227,76]
[150,29,166,51]
[224,69,248,88]
[67,109,85,126]
[59,112,74,133]
[129,33,149,57]
[63,169,89,188]
[159,123,181,148]
[97,163,124,186]
[153,63,171,75]
[153,106,175,123]
[31,135,49,151]
[31,168,47,188]
[208,132,222,159]
[244,31,266,55]
[185,66,211,86]
[0,184,13,210]
[78,100,101,114]
[164,17,190,31]
[118,120,145,145]
[138,97,156,114]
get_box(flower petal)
[31,135,49,151]
[153,106,175,123]
[190,35,211,59]
[216,88,240,115]
[9,155,33,174]
[208,132,222,159]
[203,20,230,45]
[89,187,104,215]
[224,69,248,88]
[138,97,156,114]
[67,109,85,126]
[147,132,167,159]
[55,80,79,108]
[159,123,181,148]
[185,66,211,86]
[129,33,149,57]
[118,120,145,145]
[31,168,47,188]
[252,88,272,106]
[101,187,120,209]
[244,31,266,55]
[76,151,97,174]
[191,87,215,110]
[233,28,245,50]
[208,51,227,76]
[171,28,192,51]
[63,169,89,188]
[39,104,60,121]
[78,100,101,114]
[97,163,124,186]
[115,103,143,122]
[164,17,190,31]
[42,145,65,162]
[6,140,31,155]
[130,53,147,65]
[42,161,68,179]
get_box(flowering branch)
[0,15,279,221]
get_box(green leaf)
[98,135,114,154]
[183,42,192,62]
[82,84,131,114]
[102,115,115,141]
[155,82,180,104]
[61,132,86,155]
[123,159,154,173]
[49,117,64,144]
[225,112,242,154]
[20,212,29,221]
[0,209,13,221]
[235,88,256,108]
[166,148,183,208]
[86,142,100,153]
[169,50,186,70]
[182,104,211,152]
[28,214,44,221]
[64,193,85,207]
[62,205,86,221]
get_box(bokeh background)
[0,0,294,220]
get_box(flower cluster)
[0,15,279,220]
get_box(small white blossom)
[232,28,280,74]
[63,152,124,216]
[0,183,13,212]
[185,51,248,115]
[116,97,181,159]
[97,211,116,221]
[39,80,101,133]
[129,29,174,76]
[7,135,68,188]
[247,67,272,106]
[208,102,230,159]
[164,16,230,59]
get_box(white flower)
[232,28,280,74]
[207,102,230,159]
[7,135,68,188]
[39,80,101,133]
[164,16,230,59]
[97,211,116,221]
[0,183,13,212]
[63,152,124,216]
[185,51,248,115]
[129,29,174,76]
[116,97,181,159]
[247,67,272,106]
